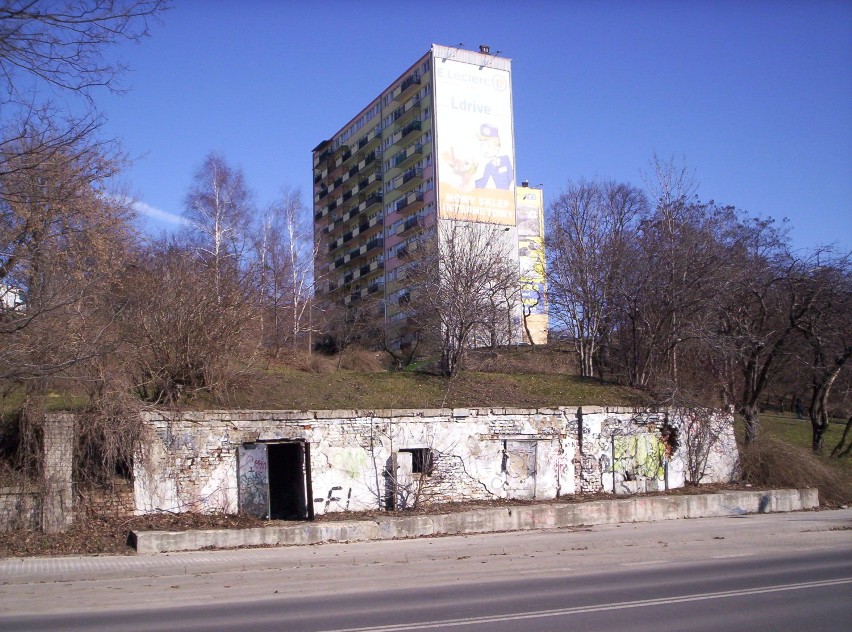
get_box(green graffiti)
[614,435,665,479]
[328,447,368,480]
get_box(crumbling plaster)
[133,406,737,517]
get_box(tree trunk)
[741,405,760,445]
[809,360,845,453]
[830,416,852,458]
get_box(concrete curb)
[130,488,819,554]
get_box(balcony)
[357,192,383,214]
[394,191,424,214]
[401,215,422,234]
[392,119,422,145]
[394,168,423,195]
[392,100,421,127]
[335,148,352,168]
[357,151,377,172]
[357,126,382,152]
[366,237,383,253]
[388,145,423,174]
[390,73,421,104]
[353,171,382,197]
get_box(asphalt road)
[1,509,850,631]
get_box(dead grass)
[464,345,578,374]
[739,435,852,507]
[200,365,646,411]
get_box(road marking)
[321,577,852,631]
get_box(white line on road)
[321,577,852,632]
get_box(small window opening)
[400,448,433,475]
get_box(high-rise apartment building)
[312,44,547,350]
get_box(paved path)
[1,508,849,587]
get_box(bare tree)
[0,1,167,184]
[319,292,383,368]
[407,221,520,376]
[116,239,253,404]
[832,416,852,458]
[0,119,133,381]
[254,189,317,357]
[712,226,822,445]
[546,180,645,377]
[0,0,167,102]
[183,152,253,302]
[794,255,851,452]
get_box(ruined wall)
[0,413,76,533]
[134,406,737,517]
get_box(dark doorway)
[267,442,310,520]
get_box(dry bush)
[337,348,388,372]
[286,352,337,374]
[464,345,578,374]
[739,436,852,507]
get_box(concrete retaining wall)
[130,488,817,554]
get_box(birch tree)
[255,189,318,356]
[183,153,253,301]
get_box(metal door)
[237,443,269,519]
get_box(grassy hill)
[203,346,648,411]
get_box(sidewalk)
[0,488,818,584]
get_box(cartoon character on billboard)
[475,124,513,190]
[441,144,479,191]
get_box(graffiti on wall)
[237,444,269,519]
[614,435,666,481]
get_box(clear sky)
[98,0,852,252]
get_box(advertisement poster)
[434,57,515,225]
[516,187,546,315]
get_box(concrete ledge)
[130,488,818,554]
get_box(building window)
[400,448,433,475]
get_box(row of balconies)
[326,210,383,253]
[323,191,383,232]
[315,151,378,202]
[348,281,384,304]
[315,176,383,221]
[314,124,382,183]
[329,237,384,271]
[328,260,385,294]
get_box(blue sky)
[99,0,851,251]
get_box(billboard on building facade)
[516,187,546,317]
[434,56,515,225]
